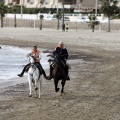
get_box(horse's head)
[27,53,36,64]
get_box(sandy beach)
[1,28,120,120]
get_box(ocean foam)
[0,45,49,80]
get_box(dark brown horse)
[48,54,67,94]
[52,62,66,93]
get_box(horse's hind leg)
[61,80,65,94]
[38,79,41,99]
[54,79,59,92]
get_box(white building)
[4,0,120,9]
[4,0,63,8]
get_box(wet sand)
[0,28,120,120]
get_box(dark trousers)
[20,63,31,75]
[20,62,46,78]
[36,62,47,78]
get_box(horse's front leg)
[54,78,59,92]
[61,79,66,94]
[34,79,38,97]
[28,74,32,97]
[38,78,41,99]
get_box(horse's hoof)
[29,95,32,97]
[56,88,60,92]
[34,96,38,98]
[35,87,38,90]
[38,97,41,99]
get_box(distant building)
[4,0,99,9]
[4,0,57,8]
[3,0,120,11]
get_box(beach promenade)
[0,28,120,120]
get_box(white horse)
[27,53,41,99]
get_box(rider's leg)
[18,63,31,77]
[38,63,47,79]
[47,64,53,80]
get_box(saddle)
[25,63,42,75]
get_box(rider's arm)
[53,50,56,57]
[64,48,68,60]
[36,53,41,60]
[53,47,61,57]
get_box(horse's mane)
[31,55,36,62]
[27,53,36,63]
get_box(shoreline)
[0,44,51,90]
[0,44,82,91]
[0,45,88,91]
[0,76,27,89]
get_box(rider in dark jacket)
[47,41,70,80]
[53,46,68,63]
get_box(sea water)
[0,45,49,80]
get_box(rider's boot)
[47,65,53,80]
[18,63,30,77]
[17,69,25,77]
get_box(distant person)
[62,23,65,32]
[65,23,69,32]
[18,45,47,79]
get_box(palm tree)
[100,0,118,32]
[88,15,99,32]
[13,8,17,28]
[56,11,62,30]
[0,2,7,28]
[39,14,44,30]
